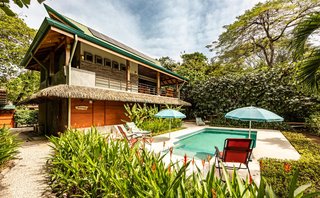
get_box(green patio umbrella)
[155,109,186,138]
[225,106,284,138]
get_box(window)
[120,63,126,71]
[112,61,119,70]
[95,55,103,65]
[84,51,93,62]
[104,58,111,67]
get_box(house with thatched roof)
[22,5,190,134]
[0,89,15,128]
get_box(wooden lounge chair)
[115,125,142,138]
[196,117,205,126]
[115,125,139,147]
[215,138,253,177]
[126,122,151,137]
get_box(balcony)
[68,67,178,97]
[96,76,127,91]
[138,83,156,95]
[138,83,176,97]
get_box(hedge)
[183,68,320,122]
[14,109,38,126]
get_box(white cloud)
[10,0,264,61]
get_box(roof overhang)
[22,85,191,106]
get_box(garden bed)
[260,131,320,197]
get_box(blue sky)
[11,0,263,61]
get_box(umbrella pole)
[249,121,252,139]
[169,118,171,139]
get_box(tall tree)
[157,56,178,71]
[0,10,36,84]
[6,71,39,104]
[208,0,320,68]
[0,0,44,16]
[291,12,320,92]
[175,52,210,83]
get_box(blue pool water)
[172,128,257,160]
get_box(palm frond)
[297,49,320,92]
[291,12,320,60]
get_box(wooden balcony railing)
[160,88,175,97]
[138,83,156,95]
[138,83,177,97]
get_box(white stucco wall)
[71,67,95,87]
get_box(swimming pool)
[171,128,257,160]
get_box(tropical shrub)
[261,131,320,196]
[124,103,183,135]
[0,127,20,167]
[183,67,320,122]
[14,109,38,126]
[47,129,318,197]
[305,113,320,136]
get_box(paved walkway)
[0,130,52,198]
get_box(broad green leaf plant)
[47,128,319,197]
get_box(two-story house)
[22,5,190,134]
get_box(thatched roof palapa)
[25,85,191,106]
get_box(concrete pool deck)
[148,122,301,183]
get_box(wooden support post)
[126,60,131,91]
[68,98,71,129]
[176,83,180,99]
[65,37,71,129]
[157,72,160,95]
[65,37,71,85]
[49,51,54,76]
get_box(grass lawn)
[260,131,320,197]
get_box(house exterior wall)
[79,60,138,91]
[38,99,68,135]
[71,99,128,128]
[80,43,138,74]
[80,42,139,91]
[0,110,14,128]
[70,67,95,87]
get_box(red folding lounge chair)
[215,138,253,177]
[117,125,139,147]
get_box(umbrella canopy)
[155,109,186,119]
[155,109,186,138]
[225,106,283,122]
[225,106,284,138]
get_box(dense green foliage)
[183,68,319,122]
[209,113,291,130]
[6,71,40,104]
[175,52,211,83]
[14,109,38,126]
[305,113,320,135]
[47,129,317,197]
[157,56,178,71]
[0,127,19,167]
[261,131,320,197]
[0,10,36,83]
[124,103,182,135]
[0,10,39,104]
